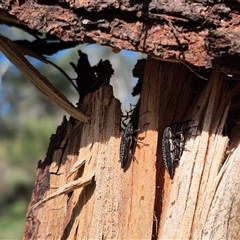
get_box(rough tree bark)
[2,0,240,73]
[1,0,240,239]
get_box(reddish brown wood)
[1,1,240,72]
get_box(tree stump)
[21,56,240,239]
[1,0,240,239]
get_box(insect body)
[173,122,185,166]
[120,122,134,168]
[162,120,194,178]
[120,101,149,169]
[162,127,175,178]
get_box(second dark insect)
[162,126,175,178]
[120,122,134,168]
[162,121,191,178]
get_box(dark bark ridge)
[1,1,240,73]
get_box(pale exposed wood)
[203,136,240,239]
[1,0,240,237]
[32,172,95,208]
[66,158,86,179]
[157,72,240,239]
[27,86,121,239]
[22,56,240,239]
[0,34,90,123]
[118,56,160,239]
[22,59,160,239]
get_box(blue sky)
[0,24,146,117]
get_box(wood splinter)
[65,158,86,179]
[32,172,95,209]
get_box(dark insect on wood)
[162,120,194,178]
[120,103,149,169]
[120,122,134,168]
[120,105,137,168]
[162,126,175,178]
[120,122,149,169]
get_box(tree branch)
[0,34,90,123]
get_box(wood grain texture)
[157,72,240,239]
[22,57,240,239]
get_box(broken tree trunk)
[1,0,240,239]
[22,56,240,239]
[22,58,160,239]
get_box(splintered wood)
[23,85,122,239]
[22,58,240,240]
[32,172,95,208]
[23,60,158,240]
[158,72,240,239]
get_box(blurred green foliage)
[0,117,57,238]
[0,24,142,238]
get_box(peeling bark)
[1,1,240,72]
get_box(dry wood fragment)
[157,71,240,239]
[66,158,86,179]
[32,172,95,209]
[1,0,240,238]
[0,34,90,123]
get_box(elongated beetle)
[120,122,149,168]
[120,103,149,169]
[162,126,175,178]
[120,104,138,168]
[162,120,194,178]
[120,122,134,168]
